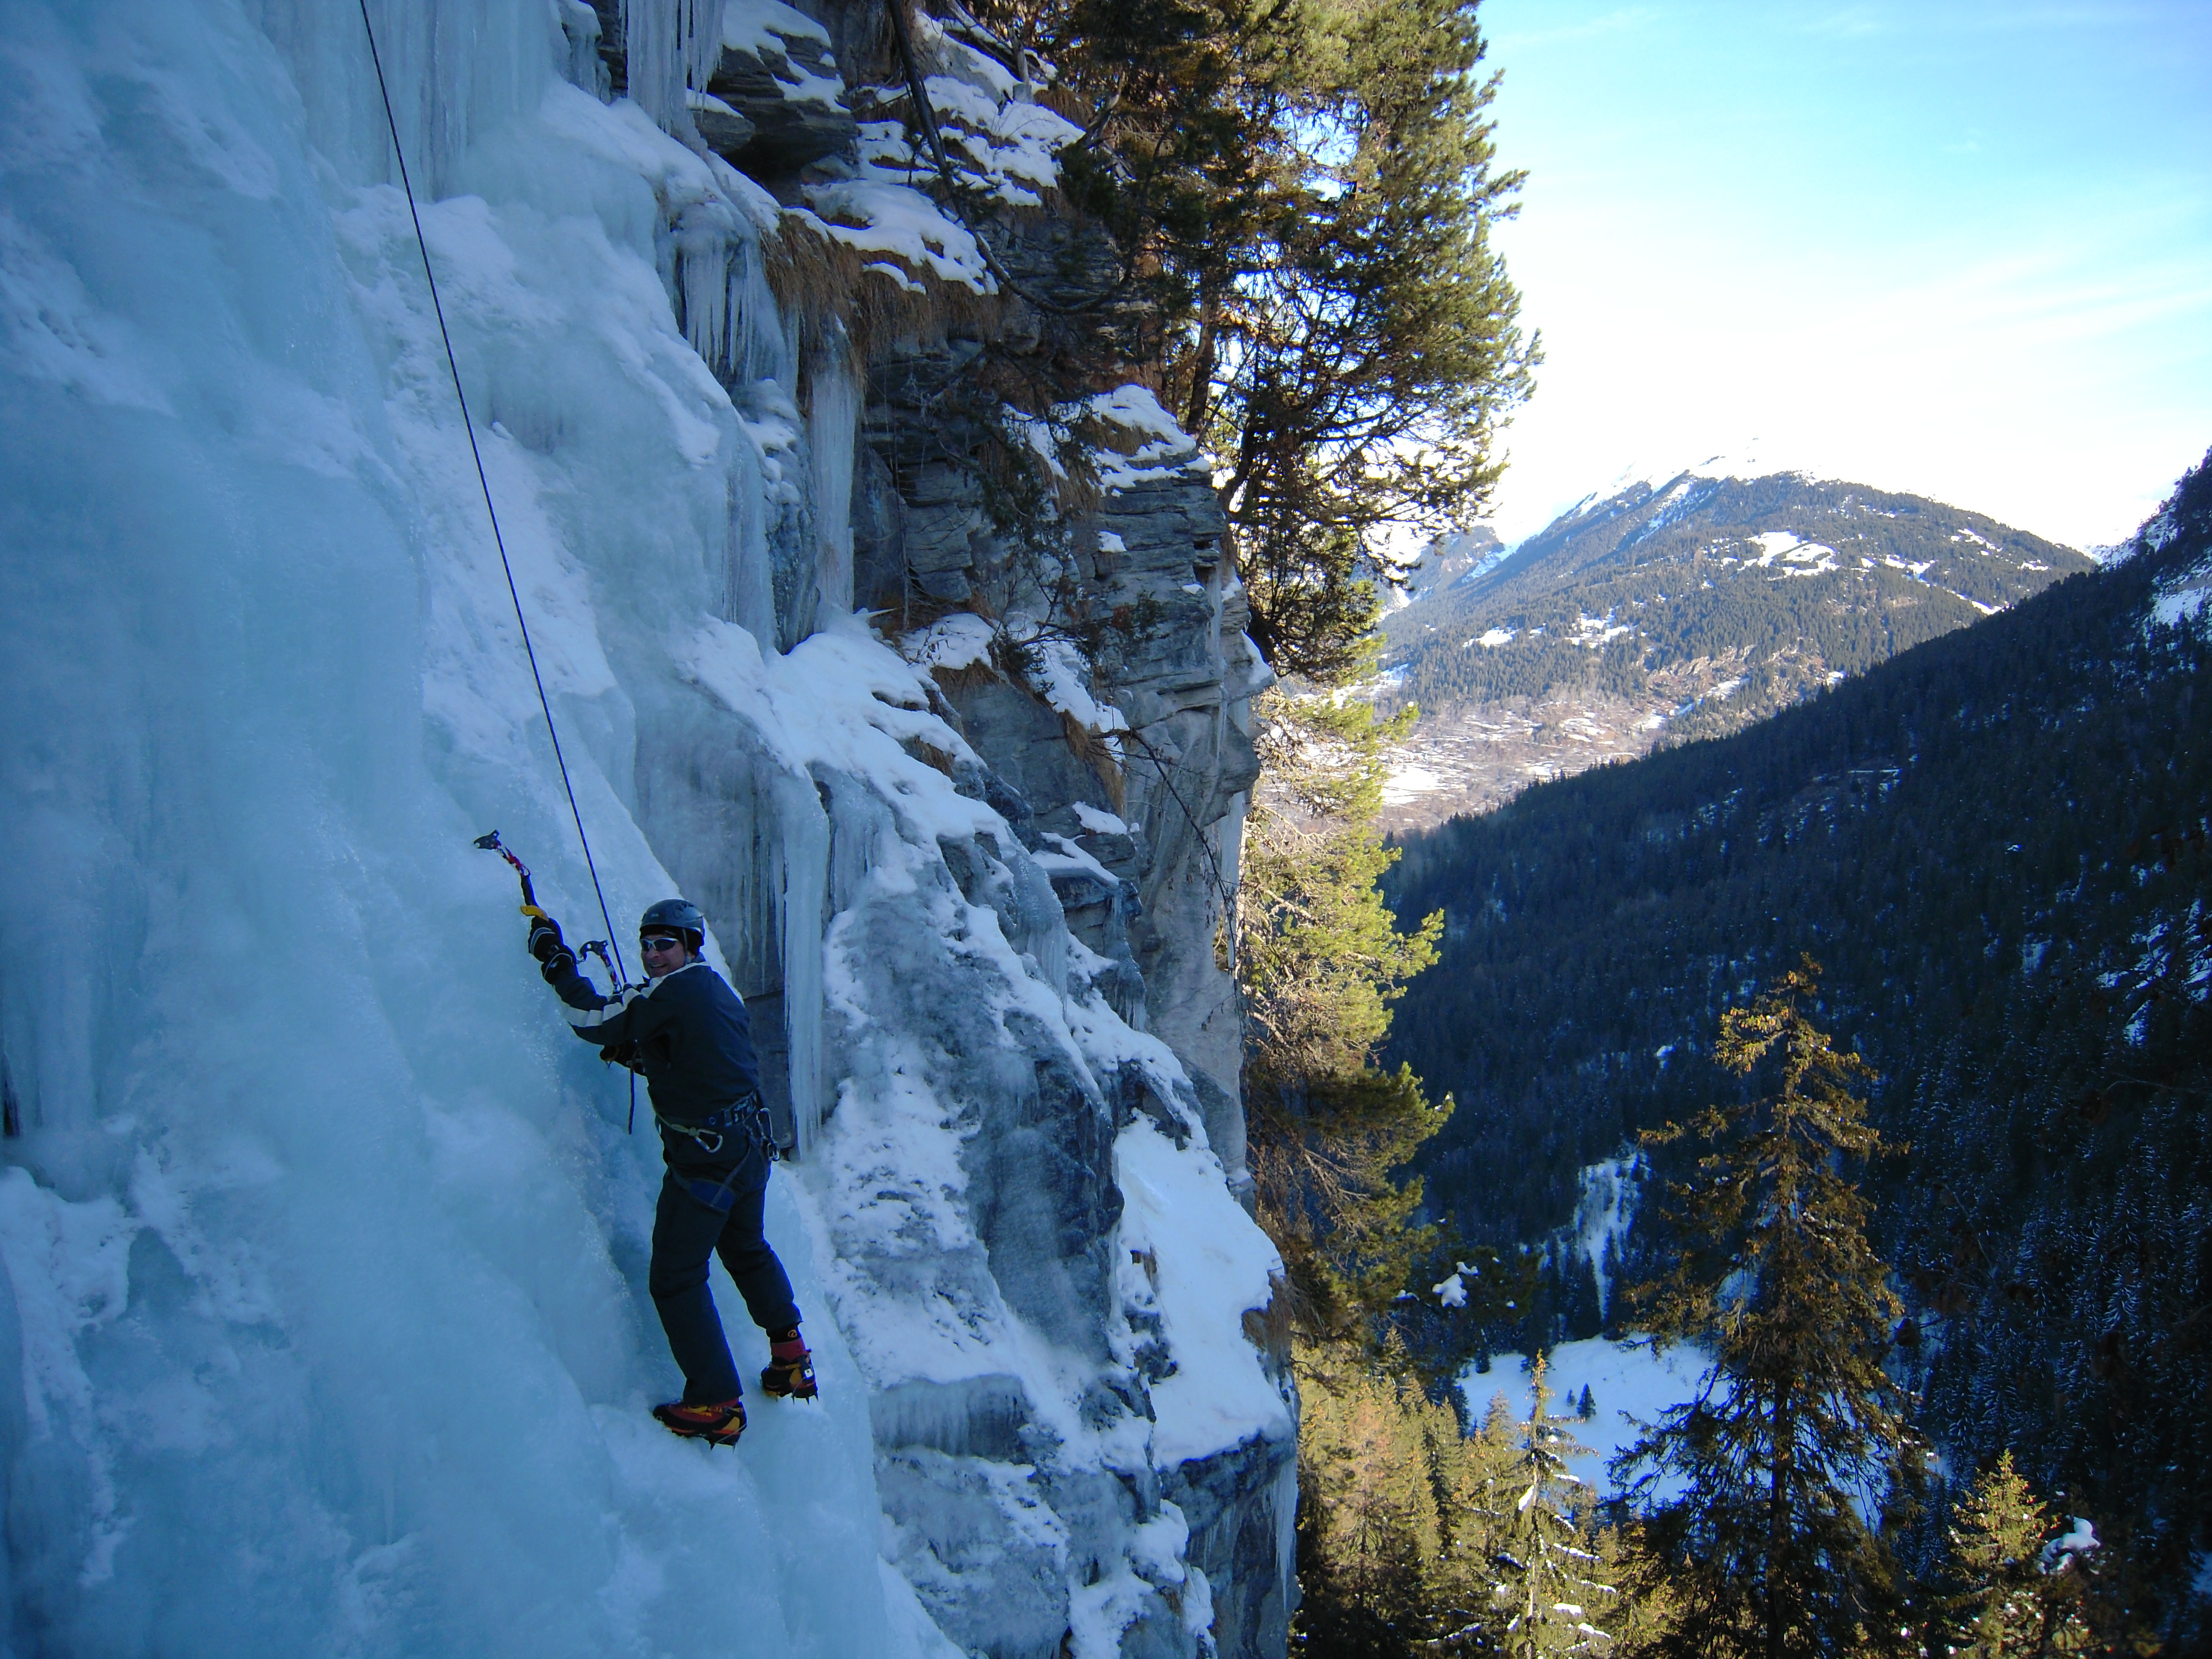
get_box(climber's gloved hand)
[529,915,566,963]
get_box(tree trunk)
[1183,284,1221,435]
[1768,1380,1794,1659]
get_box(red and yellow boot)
[760,1328,817,1400]
[652,1396,746,1446]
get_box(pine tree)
[1240,687,1448,1340]
[1198,0,1534,684]
[1294,1349,1444,1656]
[1944,1453,2094,1657]
[1294,1343,1528,1655]
[1615,958,1920,1658]
[1494,1356,1619,1657]
[976,0,1533,682]
[1427,1388,1526,1651]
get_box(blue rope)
[355,0,630,993]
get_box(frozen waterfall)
[0,0,1292,1653]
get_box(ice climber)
[529,898,817,1446]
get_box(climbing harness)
[353,1,629,989]
[662,1091,778,1175]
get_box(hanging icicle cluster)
[621,0,727,142]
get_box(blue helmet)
[639,898,706,946]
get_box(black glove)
[528,915,565,962]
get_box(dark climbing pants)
[648,1149,800,1404]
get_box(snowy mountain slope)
[0,2,1287,1653]
[1377,469,2093,827]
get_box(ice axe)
[475,830,620,978]
[474,830,545,919]
[480,830,637,1130]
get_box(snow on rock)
[1118,1121,1292,1468]
[799,180,997,293]
[1086,385,1214,492]
[1035,637,1133,738]
[902,609,999,671]
[911,15,1084,208]
[816,6,1079,286]
[1431,1260,1482,1308]
[1074,803,1131,836]
[724,0,833,56]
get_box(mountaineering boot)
[760,1328,817,1400]
[652,1396,746,1446]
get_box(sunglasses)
[639,934,686,953]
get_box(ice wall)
[0,0,1293,1653]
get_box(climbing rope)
[354,0,629,992]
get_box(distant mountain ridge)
[1375,470,2094,826]
[1381,524,1505,611]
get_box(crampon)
[651,1397,746,1446]
[760,1353,817,1401]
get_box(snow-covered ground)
[1461,1338,1712,1499]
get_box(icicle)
[685,0,728,105]
[727,434,778,641]
[621,0,675,132]
[262,0,549,195]
[621,0,722,142]
[675,205,736,381]
[733,238,792,389]
[775,770,830,1156]
[806,331,860,617]
[824,773,894,916]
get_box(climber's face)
[640,933,692,978]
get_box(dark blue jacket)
[546,958,761,1158]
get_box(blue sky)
[1473,0,2212,547]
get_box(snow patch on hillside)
[1460,1338,1710,1499]
[1568,1156,1642,1319]
[2150,555,2212,633]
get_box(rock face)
[848,362,1289,1657]
[620,2,1298,1654]
[703,14,857,178]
